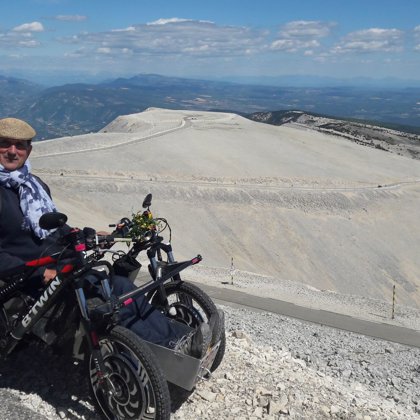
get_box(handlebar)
[33,195,167,274]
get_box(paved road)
[188,281,420,348]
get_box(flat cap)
[0,118,36,141]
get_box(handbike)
[0,212,208,420]
[101,193,226,373]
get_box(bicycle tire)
[150,281,225,372]
[88,325,171,420]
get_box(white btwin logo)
[21,277,62,328]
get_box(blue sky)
[1,0,419,85]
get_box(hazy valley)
[1,73,419,140]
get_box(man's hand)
[43,268,57,285]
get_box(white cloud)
[97,47,111,54]
[0,25,42,49]
[414,25,420,51]
[281,20,333,39]
[332,28,404,54]
[8,17,412,77]
[54,15,87,22]
[59,18,267,58]
[147,18,191,25]
[12,22,44,32]
[270,20,334,52]
[111,26,136,33]
[18,39,40,47]
[147,18,213,26]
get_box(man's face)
[0,138,32,171]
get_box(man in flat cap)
[0,117,213,356]
[0,118,58,278]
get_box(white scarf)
[0,161,57,239]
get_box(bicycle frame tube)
[160,243,183,281]
[116,255,202,307]
[1,273,72,356]
[1,248,96,358]
[145,242,174,271]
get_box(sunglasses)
[0,139,31,150]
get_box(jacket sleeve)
[0,242,47,279]
[0,178,56,278]
[0,184,48,277]
[0,243,26,273]
[0,188,27,273]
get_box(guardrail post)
[230,257,235,285]
[391,284,396,320]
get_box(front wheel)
[88,326,171,420]
[150,281,225,372]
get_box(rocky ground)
[174,305,420,419]
[248,110,420,160]
[288,114,420,161]
[1,301,420,419]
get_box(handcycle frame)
[93,239,222,390]
[104,193,226,380]
[0,220,219,391]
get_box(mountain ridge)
[1,73,419,140]
[31,108,420,307]
[246,110,420,160]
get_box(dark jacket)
[0,177,57,275]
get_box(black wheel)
[88,326,170,420]
[210,325,226,372]
[150,281,225,372]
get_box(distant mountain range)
[1,73,419,140]
[220,74,420,89]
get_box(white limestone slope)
[30,108,420,309]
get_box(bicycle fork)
[78,277,117,396]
